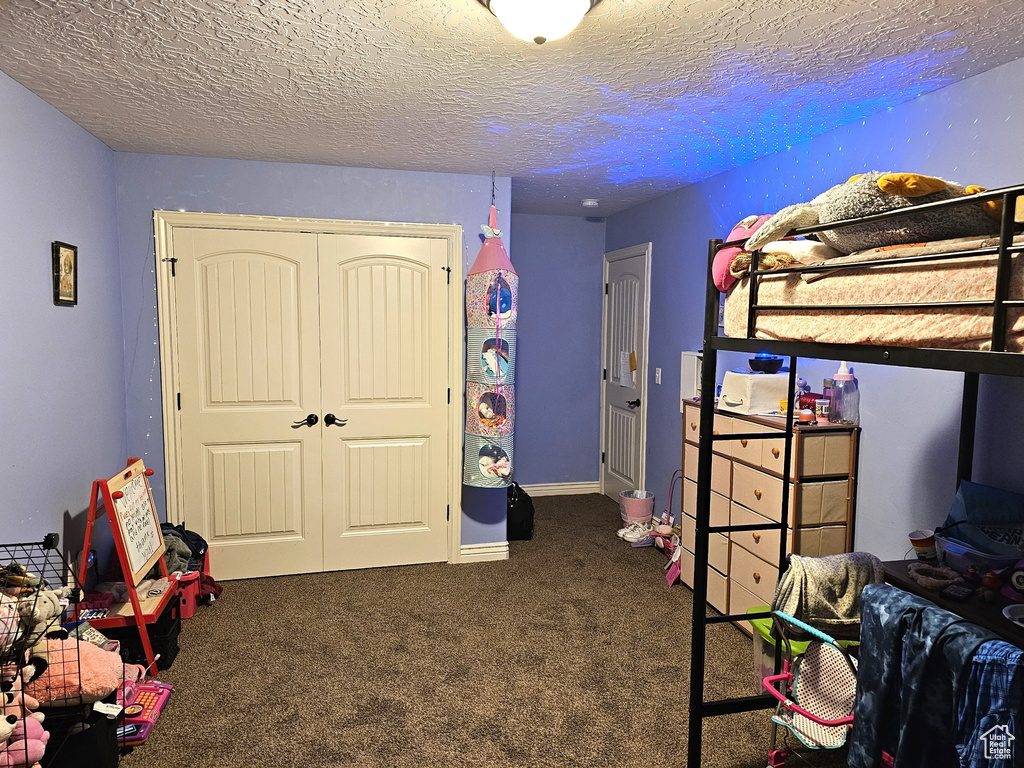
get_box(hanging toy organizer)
[464,203,519,488]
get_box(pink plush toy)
[0,689,42,724]
[713,214,775,292]
[0,717,48,767]
[23,638,130,706]
[0,715,16,744]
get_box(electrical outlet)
[655,368,662,384]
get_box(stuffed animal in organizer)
[745,171,1002,255]
[0,716,49,768]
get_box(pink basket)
[619,490,655,524]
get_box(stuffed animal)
[0,716,48,767]
[745,172,1002,255]
[23,638,143,706]
[0,716,16,745]
[0,597,18,653]
[16,588,77,647]
[0,567,39,595]
[1,679,44,724]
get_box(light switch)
[655,368,662,384]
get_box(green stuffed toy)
[745,171,1002,255]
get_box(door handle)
[324,413,348,427]
[292,414,319,428]
[626,399,641,409]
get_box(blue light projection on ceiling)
[530,47,966,189]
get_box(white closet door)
[174,228,324,579]
[318,234,450,570]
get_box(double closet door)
[170,225,451,580]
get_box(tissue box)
[718,371,790,415]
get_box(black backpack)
[507,482,534,541]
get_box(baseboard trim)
[458,541,509,563]
[519,482,602,497]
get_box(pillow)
[23,638,143,706]
[713,214,773,292]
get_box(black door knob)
[626,399,641,409]
[291,414,319,428]
[325,413,348,427]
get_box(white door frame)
[598,242,652,496]
[154,210,465,565]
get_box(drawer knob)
[754,489,763,500]
[690,421,697,431]
[753,572,762,583]
[752,532,761,543]
[740,439,748,447]
[772,448,780,458]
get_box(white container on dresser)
[679,398,860,633]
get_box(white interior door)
[174,227,325,579]
[601,244,651,502]
[318,234,450,570]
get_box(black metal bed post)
[957,372,980,486]
[686,239,723,768]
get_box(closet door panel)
[174,228,324,580]
[319,234,450,570]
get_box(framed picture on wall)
[52,241,77,306]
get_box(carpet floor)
[121,494,843,768]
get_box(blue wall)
[606,57,1024,559]
[0,71,125,551]
[511,213,607,485]
[113,153,512,546]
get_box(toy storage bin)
[619,490,655,524]
[178,570,201,619]
[105,601,180,671]
[746,606,858,693]
[935,532,1020,574]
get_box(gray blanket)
[771,552,884,640]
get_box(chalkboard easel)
[79,458,176,671]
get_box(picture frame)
[52,241,77,306]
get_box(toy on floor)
[117,680,173,746]
[0,716,49,768]
[745,172,1002,255]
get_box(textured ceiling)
[1,0,1022,215]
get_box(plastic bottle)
[830,361,860,424]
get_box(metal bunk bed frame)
[685,184,1024,767]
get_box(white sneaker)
[622,521,654,543]
[616,521,643,540]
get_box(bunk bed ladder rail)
[686,239,800,768]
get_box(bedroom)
[2,1,1024,766]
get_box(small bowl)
[748,356,783,374]
[1002,604,1024,627]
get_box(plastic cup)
[814,399,829,424]
[909,529,937,562]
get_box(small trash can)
[618,490,655,525]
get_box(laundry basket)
[619,490,655,525]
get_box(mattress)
[723,236,1024,352]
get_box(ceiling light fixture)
[581,198,599,208]
[478,0,602,45]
